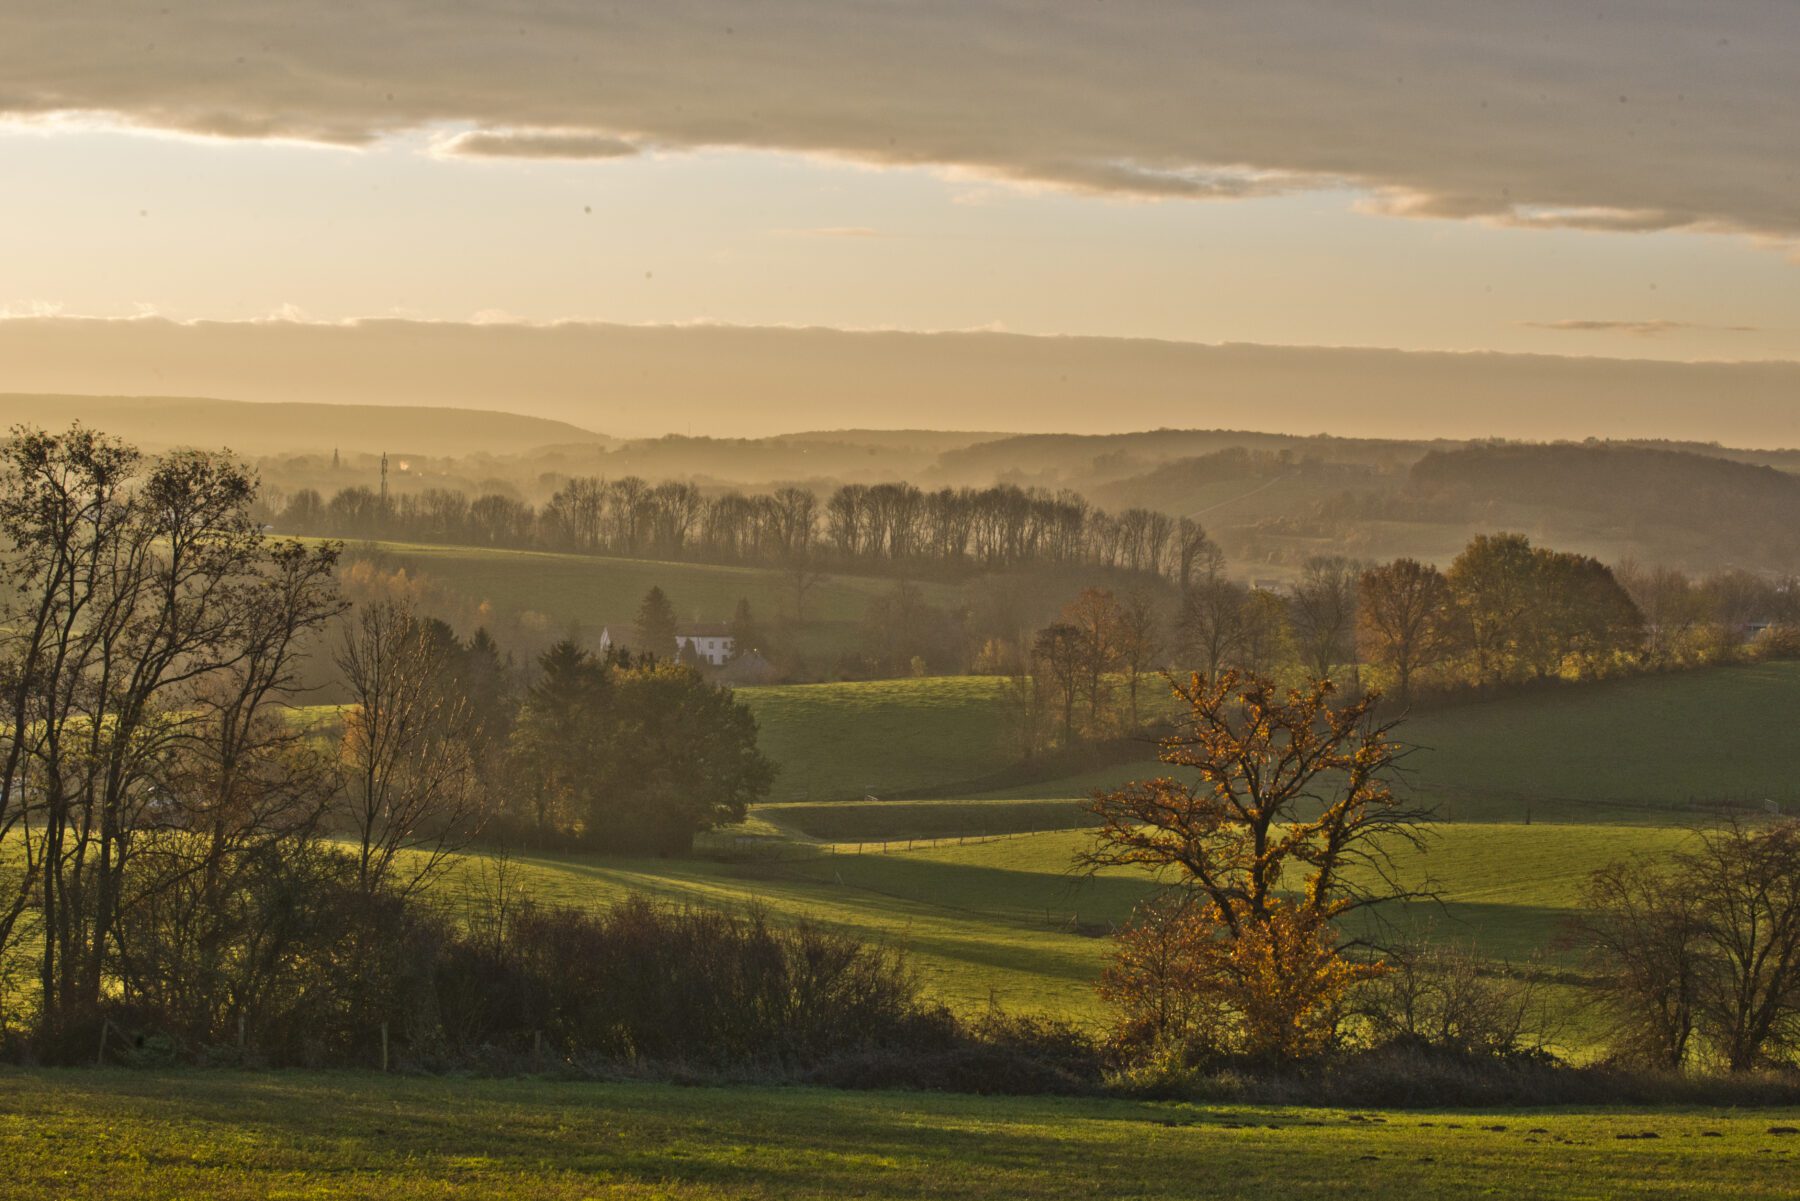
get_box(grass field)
[283,660,1800,1033]
[434,819,1695,1023]
[742,661,1800,812]
[742,676,1013,802]
[337,538,962,664]
[3,1070,1795,1200]
[410,661,1800,1025]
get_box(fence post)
[380,1021,389,1073]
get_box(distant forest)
[275,479,1218,582]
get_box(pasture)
[334,538,961,663]
[741,661,1800,813]
[2,1070,1795,1200]
[433,661,1800,1025]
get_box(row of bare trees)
[278,478,1220,582]
[0,428,495,1056]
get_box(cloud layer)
[4,316,1800,447]
[1523,320,1763,338]
[2,3,1796,238]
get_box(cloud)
[1,3,1796,240]
[1524,319,1762,338]
[774,226,884,239]
[436,129,638,160]
[3,316,1800,446]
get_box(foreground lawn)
[2,1070,1795,1200]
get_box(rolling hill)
[0,395,606,457]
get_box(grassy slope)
[339,539,961,661]
[743,677,1011,802]
[447,820,1693,1021]
[3,1070,1795,1200]
[743,662,1800,814]
[295,662,1800,1026]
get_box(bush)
[1353,941,1553,1058]
[431,896,940,1068]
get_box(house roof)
[676,622,733,638]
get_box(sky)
[1,2,1797,438]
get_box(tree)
[1615,560,1707,667]
[111,537,347,1046]
[1578,856,1705,1070]
[1084,672,1428,1059]
[726,597,762,658]
[1446,533,1538,685]
[1062,588,1123,734]
[1357,559,1456,704]
[1580,822,1800,1072]
[1236,588,1291,677]
[1174,517,1224,597]
[1529,550,1643,680]
[634,586,679,660]
[507,640,611,838]
[1177,577,1246,679]
[1030,623,1084,747]
[784,551,828,626]
[1114,589,1161,729]
[1288,556,1359,684]
[591,662,777,854]
[336,600,485,895]
[0,427,349,1048]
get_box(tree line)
[1009,532,1796,756]
[0,426,774,1059]
[275,477,1218,581]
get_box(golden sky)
[1,2,1796,438]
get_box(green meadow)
[334,538,961,662]
[2,1070,1794,1200]
[421,661,1800,1026]
[286,661,1800,1025]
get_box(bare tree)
[1357,558,1456,705]
[784,550,829,626]
[1177,577,1247,678]
[1114,589,1161,730]
[336,600,485,896]
[1174,517,1224,597]
[1061,588,1123,734]
[0,428,342,1044]
[1031,623,1084,746]
[1289,556,1359,683]
[1579,822,1800,1072]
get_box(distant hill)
[0,395,605,457]
[1406,443,1800,571]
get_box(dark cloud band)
[0,2,1794,239]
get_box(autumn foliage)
[1086,671,1427,1060]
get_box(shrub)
[431,896,939,1068]
[1353,941,1553,1058]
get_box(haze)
[1,2,1797,442]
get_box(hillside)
[1400,442,1800,571]
[744,663,1800,815]
[336,539,971,670]
[0,395,606,457]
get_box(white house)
[675,622,735,665]
[596,622,736,665]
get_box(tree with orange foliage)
[1084,670,1430,1059]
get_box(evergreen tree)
[727,597,761,658]
[634,585,679,660]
